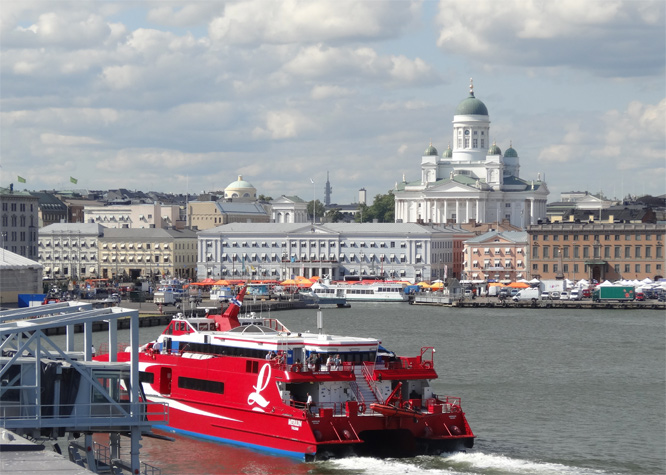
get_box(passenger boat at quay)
[96,286,474,461]
[310,279,409,303]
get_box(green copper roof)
[442,144,453,158]
[424,144,438,156]
[488,143,502,155]
[504,146,518,158]
[455,93,489,116]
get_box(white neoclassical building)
[394,80,549,229]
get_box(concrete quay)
[411,295,666,310]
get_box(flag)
[70,176,78,184]
[230,297,242,308]
[17,176,26,183]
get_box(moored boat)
[96,286,474,460]
[310,279,408,303]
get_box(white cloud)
[209,0,418,46]
[40,133,101,146]
[435,0,665,77]
[253,110,318,140]
[284,44,438,86]
[311,85,353,100]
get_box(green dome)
[504,146,518,158]
[442,144,453,158]
[455,92,489,116]
[424,143,438,156]
[488,143,502,155]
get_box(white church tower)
[393,79,549,228]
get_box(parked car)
[551,291,561,300]
[559,291,570,300]
[540,291,550,300]
[570,289,581,300]
[635,292,645,301]
[498,288,510,299]
[512,287,540,301]
[582,288,591,298]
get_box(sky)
[1,0,664,205]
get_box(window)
[614,264,620,273]
[553,235,559,241]
[624,264,630,273]
[614,246,621,258]
[604,246,610,258]
[543,264,549,272]
[635,264,640,273]
[646,264,651,273]
[563,264,569,272]
[543,235,549,241]
[635,234,641,241]
[583,247,590,258]
[543,246,550,258]
[625,246,631,258]
[563,247,569,258]
[532,247,538,258]
[178,376,224,394]
[574,246,580,258]
[573,264,579,273]
[657,247,663,259]
[635,246,642,258]
[646,247,652,258]
[573,235,579,241]
[583,235,589,241]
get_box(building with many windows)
[84,202,182,229]
[38,223,105,280]
[527,222,665,281]
[98,228,198,281]
[0,185,39,259]
[393,80,549,228]
[462,231,529,283]
[197,223,474,283]
[187,200,270,230]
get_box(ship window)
[139,371,155,384]
[245,360,259,373]
[178,376,224,394]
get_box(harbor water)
[59,304,665,474]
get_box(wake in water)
[325,452,614,475]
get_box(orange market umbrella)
[309,276,320,282]
[430,282,444,289]
[281,279,298,286]
[214,279,231,286]
[508,282,529,288]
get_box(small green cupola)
[488,141,502,156]
[424,141,438,156]
[504,141,518,158]
[442,143,453,158]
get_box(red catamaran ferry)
[99,286,475,460]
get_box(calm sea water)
[76,303,665,474]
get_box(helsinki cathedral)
[393,80,549,228]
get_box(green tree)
[258,194,273,202]
[307,200,326,223]
[325,208,344,223]
[355,192,395,223]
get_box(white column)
[444,200,448,223]
[530,198,535,225]
[476,199,480,222]
[455,200,460,223]
[465,199,470,223]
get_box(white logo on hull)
[247,363,272,412]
